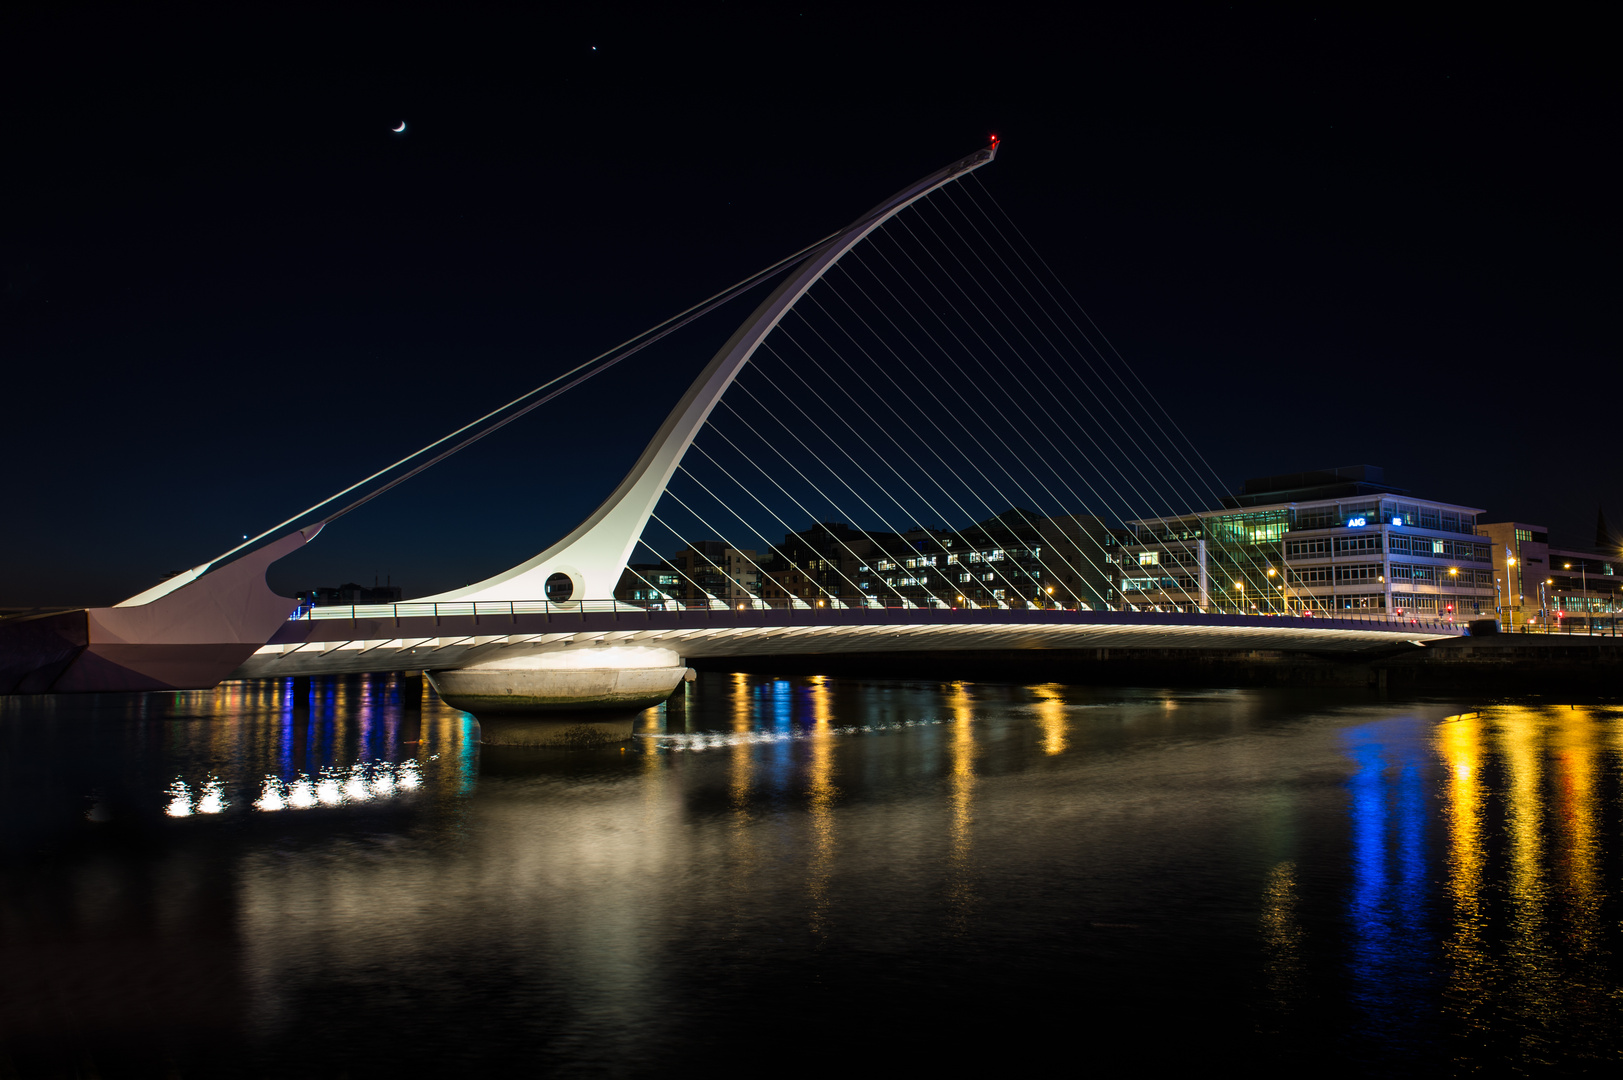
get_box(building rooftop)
[1225,465,1409,507]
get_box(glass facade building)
[1120,467,1496,619]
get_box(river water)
[2,674,1620,1076]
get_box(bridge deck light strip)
[234,605,1460,680]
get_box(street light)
[1234,580,1244,614]
[1564,561,1590,635]
[1507,555,1518,631]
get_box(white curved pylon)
[422,142,998,604]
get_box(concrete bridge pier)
[426,646,687,747]
[663,669,697,734]
[397,670,423,710]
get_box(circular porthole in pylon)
[545,573,574,603]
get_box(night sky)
[4,3,1615,608]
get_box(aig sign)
[1346,516,1368,527]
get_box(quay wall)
[690,635,1623,692]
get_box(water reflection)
[1259,859,1304,1022]
[4,678,1623,1075]
[1341,716,1433,1046]
[1427,704,1621,1070]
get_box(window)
[1139,551,1161,566]
[1334,535,1383,554]
[1286,537,1331,558]
[1297,508,1337,530]
[1335,563,1383,583]
[958,572,972,583]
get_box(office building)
[1120,466,1496,618]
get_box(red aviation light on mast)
[989,133,1000,146]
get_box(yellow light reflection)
[946,681,977,933]
[1030,683,1067,756]
[806,676,838,936]
[1260,860,1304,1018]
[1498,706,1559,1034]
[1439,714,1489,1019]
[1550,706,1603,1011]
[729,672,755,839]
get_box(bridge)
[1,140,1464,739]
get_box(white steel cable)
[651,487,802,605]
[857,225,1222,604]
[792,289,1102,605]
[715,384,966,606]
[834,246,1194,607]
[954,180,1281,599]
[148,231,842,590]
[964,177,1247,525]
[887,205,1255,600]
[763,326,1052,606]
[806,271,1126,602]
[693,407,955,608]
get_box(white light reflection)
[196,778,227,815]
[165,776,228,816]
[251,760,424,813]
[643,717,962,752]
[165,779,193,817]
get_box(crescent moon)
[392,121,406,133]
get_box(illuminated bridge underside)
[231,610,1456,680]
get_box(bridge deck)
[231,608,1463,679]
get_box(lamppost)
[1234,580,1244,615]
[1267,566,1283,614]
[1564,561,1590,635]
[1447,567,1458,623]
[1507,555,1518,631]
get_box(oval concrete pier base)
[426,646,686,747]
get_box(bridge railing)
[289,598,1470,632]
